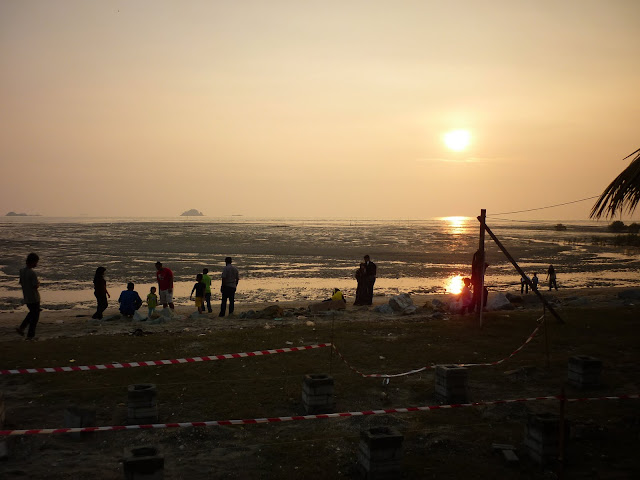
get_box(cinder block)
[358,427,403,479]
[524,413,569,465]
[128,384,158,401]
[302,374,335,414]
[63,406,96,440]
[123,445,164,480]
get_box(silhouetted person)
[92,266,110,319]
[155,261,174,309]
[546,265,558,291]
[16,252,41,340]
[471,249,489,312]
[202,268,213,313]
[363,255,377,305]
[219,257,239,317]
[354,262,367,305]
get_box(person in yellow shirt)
[324,288,345,303]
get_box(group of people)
[354,255,377,305]
[520,265,559,294]
[91,258,241,319]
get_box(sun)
[443,129,471,152]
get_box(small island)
[180,209,204,217]
[6,211,40,217]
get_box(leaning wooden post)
[478,209,486,327]
[483,223,564,324]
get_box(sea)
[0,216,638,313]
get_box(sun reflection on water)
[440,216,471,235]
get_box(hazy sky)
[2,0,639,220]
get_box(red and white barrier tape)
[0,343,332,375]
[1,394,637,436]
[333,321,542,378]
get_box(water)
[0,216,637,312]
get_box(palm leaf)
[590,148,640,219]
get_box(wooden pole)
[478,209,486,327]
[482,223,564,324]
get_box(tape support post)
[1,394,637,436]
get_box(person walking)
[546,265,558,291]
[92,266,110,319]
[190,273,206,314]
[202,268,213,313]
[219,257,239,317]
[155,261,174,309]
[16,252,41,340]
[363,255,377,306]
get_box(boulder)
[389,294,414,312]
[309,300,346,313]
[373,304,394,314]
[401,305,418,315]
[256,305,284,319]
[505,293,523,304]
[486,292,514,311]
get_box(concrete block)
[0,440,7,460]
[128,384,157,401]
[123,445,164,480]
[63,406,96,440]
[568,355,602,387]
[358,427,403,479]
[524,413,569,465]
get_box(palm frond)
[590,148,640,219]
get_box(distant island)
[180,209,204,216]
[5,211,40,217]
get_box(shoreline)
[1,286,637,343]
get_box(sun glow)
[443,129,471,151]
[446,275,464,295]
[440,216,471,235]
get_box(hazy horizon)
[2,1,639,220]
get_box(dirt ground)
[0,288,639,479]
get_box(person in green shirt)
[202,268,213,313]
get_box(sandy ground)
[1,287,636,342]
[1,286,639,479]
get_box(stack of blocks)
[127,384,158,424]
[123,445,164,480]
[302,374,335,414]
[357,427,404,480]
[568,355,602,388]
[524,412,568,465]
[435,364,469,403]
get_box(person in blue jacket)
[118,282,143,317]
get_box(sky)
[1,0,639,220]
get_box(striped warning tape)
[1,394,637,436]
[0,343,332,375]
[332,319,542,378]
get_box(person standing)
[202,268,213,313]
[471,249,489,312]
[16,252,41,340]
[546,265,558,291]
[92,266,110,319]
[219,257,239,317]
[190,273,206,314]
[531,272,539,291]
[363,255,377,306]
[155,261,175,309]
[147,286,158,317]
[354,262,367,305]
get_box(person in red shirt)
[155,261,175,309]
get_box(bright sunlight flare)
[443,129,471,151]
[445,275,464,295]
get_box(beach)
[1,286,639,479]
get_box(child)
[118,282,143,318]
[459,278,473,315]
[190,273,205,314]
[147,286,158,317]
[531,273,539,291]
